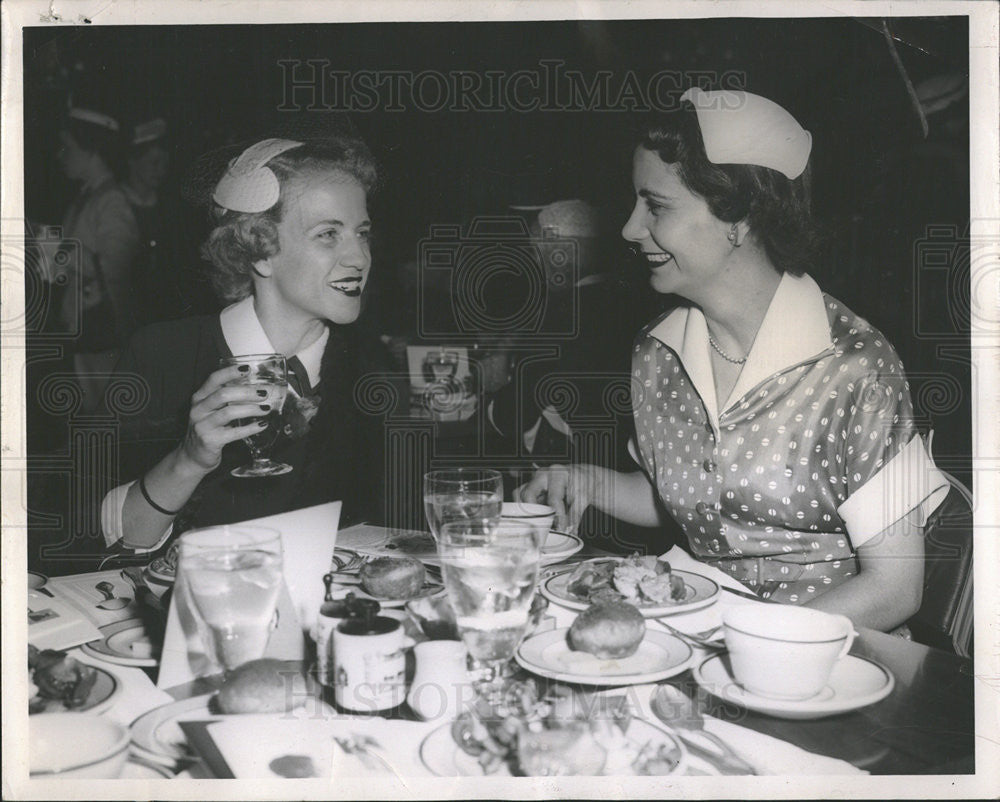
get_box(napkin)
[233,501,342,632]
[192,715,438,778]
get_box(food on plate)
[565,554,687,606]
[451,680,681,776]
[216,658,308,714]
[567,601,646,659]
[359,556,426,599]
[28,645,98,714]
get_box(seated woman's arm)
[516,464,663,533]
[111,363,276,549]
[805,516,925,630]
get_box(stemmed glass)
[423,468,503,540]
[437,519,541,706]
[221,353,291,477]
[178,525,284,671]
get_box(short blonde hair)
[201,137,378,302]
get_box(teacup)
[501,502,556,544]
[722,605,856,700]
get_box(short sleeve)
[836,366,948,545]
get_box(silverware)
[651,684,757,775]
[654,619,726,650]
[95,581,131,611]
[721,585,777,603]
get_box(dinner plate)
[30,664,122,716]
[692,652,895,720]
[130,692,338,766]
[540,530,584,564]
[515,627,695,686]
[540,562,720,617]
[420,717,687,777]
[28,571,49,591]
[81,619,159,668]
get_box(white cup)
[722,605,856,700]
[333,616,415,712]
[501,501,556,544]
[406,640,475,721]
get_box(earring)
[728,223,741,247]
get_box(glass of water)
[423,468,503,540]
[437,519,541,705]
[220,353,291,478]
[178,525,283,671]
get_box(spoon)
[95,581,131,611]
[651,684,757,775]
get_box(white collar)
[647,272,834,429]
[219,296,328,391]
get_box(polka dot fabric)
[632,294,918,604]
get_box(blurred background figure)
[50,105,141,410]
[487,199,653,472]
[122,116,218,327]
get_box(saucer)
[692,652,895,720]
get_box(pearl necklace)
[709,334,747,365]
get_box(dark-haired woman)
[519,88,948,631]
[101,136,383,552]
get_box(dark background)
[21,17,972,568]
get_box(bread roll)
[217,658,307,714]
[567,601,646,659]
[360,556,426,599]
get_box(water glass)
[423,468,503,539]
[178,525,283,671]
[220,353,291,478]
[437,519,541,705]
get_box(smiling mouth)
[329,279,363,297]
[644,252,675,266]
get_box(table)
[34,554,976,778]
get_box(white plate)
[81,619,159,667]
[130,693,337,766]
[30,664,122,716]
[692,652,895,720]
[515,627,694,686]
[420,716,686,776]
[540,561,720,617]
[540,530,584,564]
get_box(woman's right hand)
[514,463,611,534]
[177,365,278,473]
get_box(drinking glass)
[423,468,503,540]
[178,525,284,671]
[437,519,541,705]
[220,354,291,477]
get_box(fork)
[654,620,726,649]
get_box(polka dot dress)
[632,295,917,604]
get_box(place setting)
[25,467,901,781]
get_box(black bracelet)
[138,474,181,516]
